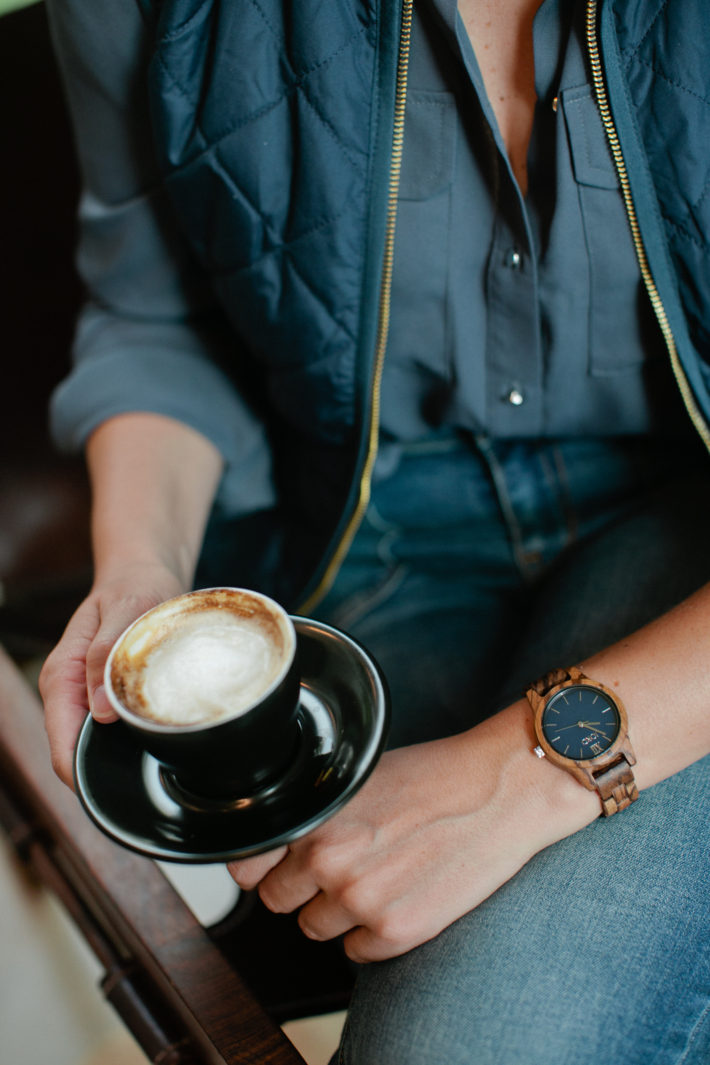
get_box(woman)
[40,1,710,1060]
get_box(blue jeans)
[315,434,710,1065]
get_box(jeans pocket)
[322,562,409,633]
[316,505,410,631]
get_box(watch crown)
[533,745,545,759]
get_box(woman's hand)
[39,563,187,787]
[228,705,600,963]
[229,582,710,963]
[39,411,224,788]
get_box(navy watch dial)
[541,685,621,761]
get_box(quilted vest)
[144,0,710,603]
[601,0,710,442]
[146,0,403,602]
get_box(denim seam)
[677,997,710,1065]
[546,445,579,547]
[376,529,400,568]
[474,436,530,580]
[364,499,401,536]
[329,563,409,632]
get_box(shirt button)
[505,388,525,406]
[552,95,559,113]
[505,249,522,269]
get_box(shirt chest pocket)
[388,91,457,377]
[561,84,659,375]
[398,90,457,201]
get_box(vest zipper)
[298,0,414,615]
[586,0,710,453]
[302,0,705,614]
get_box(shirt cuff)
[50,307,276,516]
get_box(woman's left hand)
[228,707,598,962]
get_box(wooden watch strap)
[530,666,575,697]
[593,759,639,817]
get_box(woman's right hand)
[39,562,186,788]
[39,412,226,788]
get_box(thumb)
[84,602,149,723]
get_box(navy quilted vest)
[602,0,710,425]
[146,0,403,601]
[142,0,710,600]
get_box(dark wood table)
[0,646,309,1064]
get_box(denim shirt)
[379,0,690,457]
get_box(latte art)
[108,589,294,729]
[138,612,284,724]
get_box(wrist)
[89,561,190,616]
[463,700,601,853]
[92,545,196,591]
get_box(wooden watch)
[525,666,639,817]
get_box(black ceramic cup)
[103,587,300,802]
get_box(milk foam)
[138,611,283,725]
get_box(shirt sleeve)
[45,0,276,515]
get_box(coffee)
[108,588,294,729]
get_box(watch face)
[541,685,621,761]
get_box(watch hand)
[554,721,602,731]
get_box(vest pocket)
[562,84,655,374]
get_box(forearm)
[581,581,710,788]
[477,580,710,848]
[88,412,224,588]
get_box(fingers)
[228,846,289,891]
[226,846,435,964]
[342,923,415,965]
[229,847,359,948]
[40,575,185,787]
[39,600,101,787]
[229,843,346,927]
[228,838,400,958]
[257,852,321,913]
[84,610,130,722]
[287,875,435,963]
[296,891,354,943]
[303,893,441,964]
[84,591,167,718]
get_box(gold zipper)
[298,0,414,615]
[303,0,705,613]
[586,0,710,452]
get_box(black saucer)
[74,618,389,862]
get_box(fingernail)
[90,684,114,722]
[301,924,325,941]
